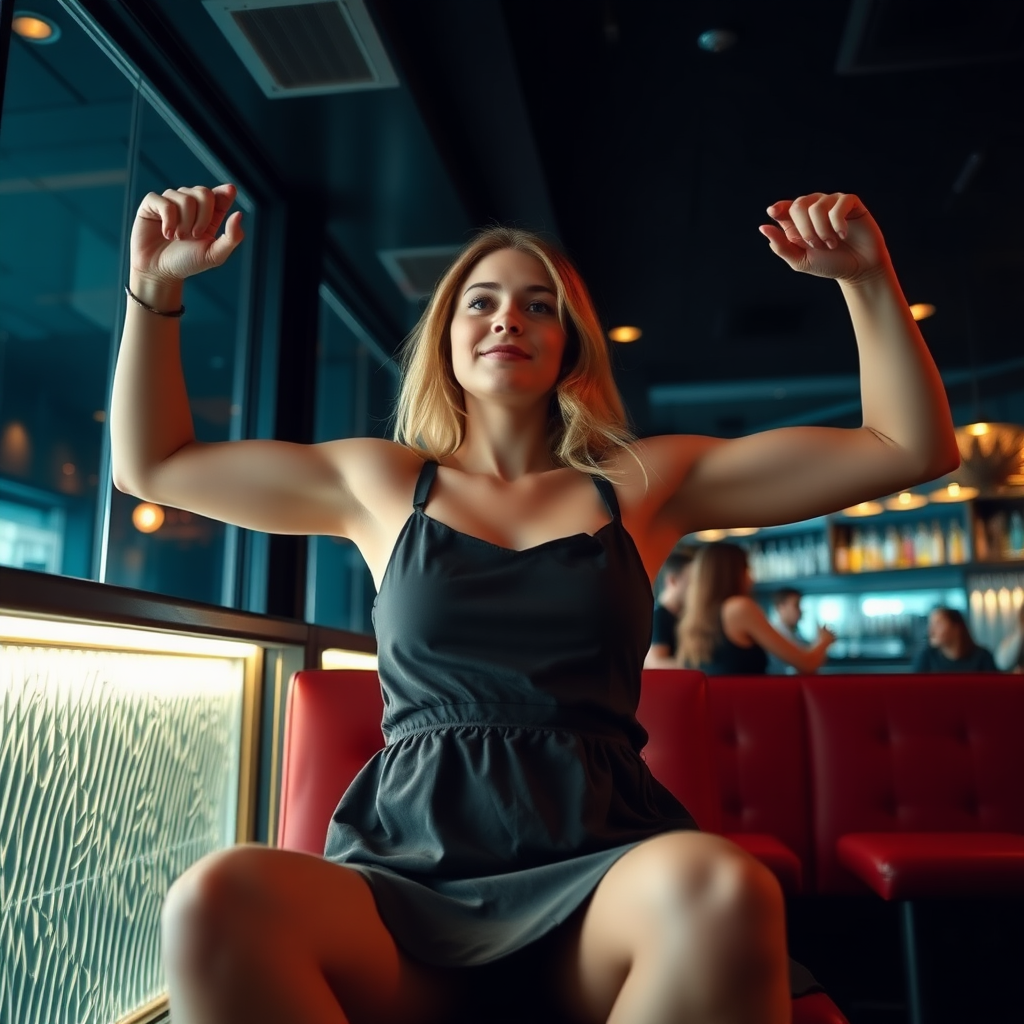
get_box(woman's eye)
[467,296,491,310]
[528,301,554,314]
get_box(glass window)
[102,96,254,606]
[0,2,255,606]
[307,285,399,631]
[0,2,135,581]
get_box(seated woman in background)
[677,543,834,676]
[913,606,998,672]
[994,604,1024,673]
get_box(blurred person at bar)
[913,606,998,672]
[644,546,695,667]
[678,545,833,676]
[766,587,807,675]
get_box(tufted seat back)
[803,674,1024,893]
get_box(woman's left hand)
[759,192,889,284]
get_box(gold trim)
[235,647,265,842]
[266,652,286,846]
[115,993,168,1024]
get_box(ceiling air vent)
[378,247,462,302]
[202,0,398,98]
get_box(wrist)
[128,271,184,309]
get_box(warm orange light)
[841,501,883,517]
[965,422,990,437]
[608,326,642,343]
[694,529,726,542]
[92,410,107,423]
[883,490,928,511]
[132,502,165,533]
[909,303,935,321]
[725,527,759,536]
[12,15,58,42]
[929,481,979,503]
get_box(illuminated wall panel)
[0,644,244,1024]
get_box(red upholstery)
[804,674,1024,894]
[707,675,811,893]
[636,668,720,831]
[277,669,385,853]
[278,668,849,1023]
[837,831,1024,899]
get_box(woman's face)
[928,611,953,647]
[449,248,567,407]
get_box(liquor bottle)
[865,527,882,571]
[915,522,932,566]
[930,521,946,565]
[947,520,966,564]
[849,529,864,573]
[899,527,915,569]
[883,526,899,568]
[834,531,849,573]
[1010,511,1024,557]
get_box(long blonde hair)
[392,226,634,476]
[677,543,750,667]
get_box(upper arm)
[114,435,409,537]
[636,425,958,537]
[723,597,818,674]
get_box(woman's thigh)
[547,831,788,1023]
[162,844,455,1024]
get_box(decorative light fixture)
[11,12,61,43]
[841,501,884,517]
[883,490,928,511]
[725,527,759,537]
[928,422,1024,496]
[909,303,936,321]
[608,326,642,343]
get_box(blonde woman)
[677,544,834,675]
[111,183,957,1024]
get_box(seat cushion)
[792,991,851,1024]
[727,832,804,894]
[837,831,1024,899]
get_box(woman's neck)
[939,638,968,661]
[452,398,556,478]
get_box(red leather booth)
[278,668,850,1024]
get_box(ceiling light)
[929,481,979,503]
[883,491,928,511]
[725,527,759,536]
[12,12,60,43]
[608,325,642,343]
[695,529,726,542]
[909,303,936,321]
[841,501,884,517]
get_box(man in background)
[767,587,806,675]
[644,547,695,668]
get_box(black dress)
[324,460,820,997]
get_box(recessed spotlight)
[909,303,936,321]
[883,491,928,511]
[12,12,61,44]
[841,501,884,517]
[132,502,165,534]
[608,325,642,343]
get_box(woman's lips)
[481,346,530,360]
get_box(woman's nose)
[492,317,522,335]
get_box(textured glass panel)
[0,645,244,1024]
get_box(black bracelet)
[125,283,185,318]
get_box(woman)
[913,606,999,673]
[677,544,834,675]
[110,183,958,1024]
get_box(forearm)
[110,273,195,494]
[840,264,958,479]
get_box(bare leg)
[161,844,454,1024]
[552,832,791,1024]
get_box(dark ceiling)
[12,0,1024,440]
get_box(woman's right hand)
[130,183,244,285]
[814,625,837,650]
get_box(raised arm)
[723,597,834,675]
[634,193,960,538]
[110,184,394,538]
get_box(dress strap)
[412,460,439,511]
[592,474,620,519]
